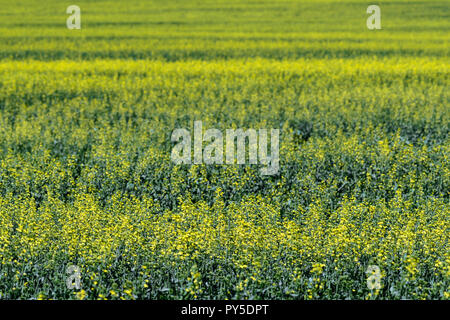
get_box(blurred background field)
[0,0,448,299]
[0,0,448,60]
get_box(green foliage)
[0,0,448,299]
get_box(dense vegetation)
[0,0,448,299]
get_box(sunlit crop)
[0,0,448,299]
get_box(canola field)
[0,0,448,299]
